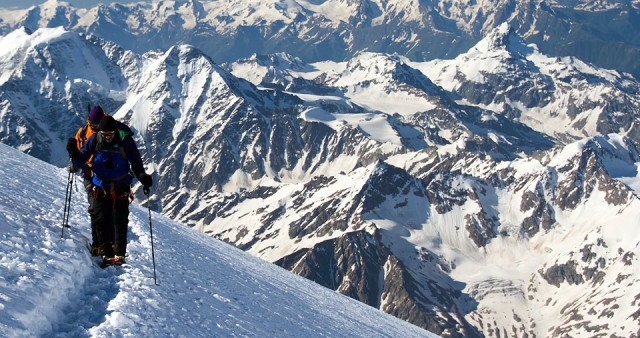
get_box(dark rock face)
[541,261,584,287]
[359,162,426,213]
[464,212,498,248]
[541,237,613,288]
[520,184,556,237]
[555,146,633,211]
[426,172,471,214]
[288,198,354,238]
[276,230,389,307]
[275,229,480,338]
[535,230,638,336]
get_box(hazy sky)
[0,0,143,9]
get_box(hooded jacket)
[74,129,145,189]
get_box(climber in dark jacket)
[71,105,108,256]
[68,115,152,266]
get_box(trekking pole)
[61,158,74,238]
[145,187,158,285]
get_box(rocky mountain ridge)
[228,23,640,152]
[1,0,640,78]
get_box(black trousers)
[93,184,131,257]
[83,177,99,246]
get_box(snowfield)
[0,143,433,337]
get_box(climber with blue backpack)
[70,105,107,256]
[67,115,152,267]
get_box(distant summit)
[1,0,639,78]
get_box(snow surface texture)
[0,143,433,337]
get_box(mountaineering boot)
[114,255,126,265]
[101,256,115,268]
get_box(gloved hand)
[66,138,78,157]
[139,173,153,195]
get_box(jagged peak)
[339,52,413,82]
[243,52,310,71]
[348,51,404,67]
[181,0,207,19]
[544,134,640,171]
[161,44,216,65]
[353,160,426,215]
[19,26,33,35]
[369,159,396,175]
[0,26,74,56]
[33,0,76,17]
[579,134,639,161]
[366,160,417,190]
[336,51,441,95]
[469,22,535,57]
[40,0,70,8]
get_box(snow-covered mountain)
[189,133,640,337]
[1,0,639,78]
[228,23,640,152]
[0,142,433,337]
[1,24,640,337]
[413,23,640,148]
[0,26,133,166]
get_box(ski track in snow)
[0,143,432,337]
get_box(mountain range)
[1,1,640,337]
[1,0,640,78]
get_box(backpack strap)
[79,125,89,144]
[94,132,128,161]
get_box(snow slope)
[0,142,433,337]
